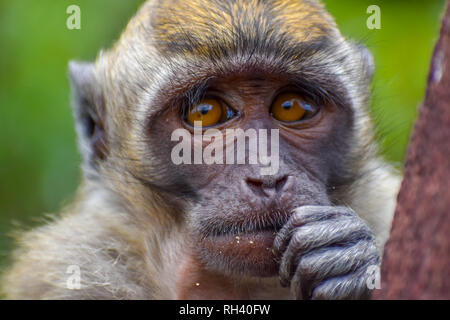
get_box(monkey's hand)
[273,206,380,300]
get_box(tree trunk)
[373,2,450,299]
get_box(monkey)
[0,0,400,300]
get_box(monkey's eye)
[270,93,317,123]
[186,98,235,127]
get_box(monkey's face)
[144,75,355,277]
[80,0,372,279]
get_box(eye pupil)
[282,102,292,110]
[200,105,211,115]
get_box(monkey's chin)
[197,230,279,278]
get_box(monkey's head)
[69,0,375,278]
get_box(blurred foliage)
[0,0,445,269]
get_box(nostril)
[275,175,288,192]
[245,178,266,198]
[246,178,263,188]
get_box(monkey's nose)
[244,175,289,199]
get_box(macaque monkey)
[1,0,400,299]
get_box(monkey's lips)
[194,203,291,277]
[199,228,280,277]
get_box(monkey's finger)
[310,268,374,300]
[278,217,373,286]
[290,241,379,299]
[273,206,355,257]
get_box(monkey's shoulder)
[1,210,153,299]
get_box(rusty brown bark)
[373,2,450,299]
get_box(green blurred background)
[0,0,446,270]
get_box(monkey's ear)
[355,44,375,80]
[69,61,108,169]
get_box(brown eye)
[186,98,236,127]
[270,93,317,123]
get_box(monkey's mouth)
[211,227,280,249]
[204,224,282,246]
[200,212,286,239]
[193,208,290,276]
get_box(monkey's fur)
[1,0,400,299]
